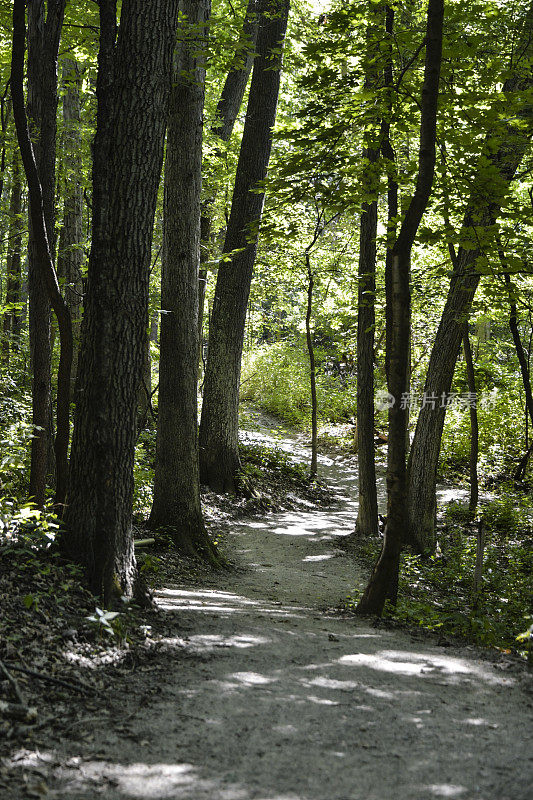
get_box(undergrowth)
[347,498,533,659]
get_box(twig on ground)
[0,657,27,706]
[7,664,95,695]
[0,699,37,721]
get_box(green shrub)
[241,340,357,425]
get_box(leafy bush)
[241,339,357,425]
[347,497,533,656]
[439,388,527,482]
[389,502,533,653]
[133,426,156,518]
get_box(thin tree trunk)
[355,2,382,539]
[11,0,72,508]
[213,0,260,142]
[61,0,180,603]
[503,270,533,480]
[356,195,378,537]
[382,5,398,385]
[26,0,66,506]
[57,57,84,393]
[462,323,478,513]
[199,0,290,492]
[0,84,11,207]
[198,212,211,383]
[2,151,23,365]
[357,0,444,616]
[149,0,222,565]
[137,327,151,431]
[406,5,533,553]
[305,252,318,478]
[198,0,261,374]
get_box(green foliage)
[0,385,32,496]
[240,441,309,485]
[241,340,357,425]
[133,426,156,518]
[438,387,526,483]
[389,500,532,654]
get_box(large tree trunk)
[61,0,180,603]
[199,0,290,492]
[149,0,221,566]
[357,0,444,616]
[57,57,84,393]
[26,0,66,506]
[2,151,23,365]
[406,6,533,553]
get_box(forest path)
[7,413,533,799]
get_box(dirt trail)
[6,415,533,799]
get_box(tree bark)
[355,2,382,539]
[2,151,23,365]
[503,269,533,480]
[198,0,261,377]
[61,0,180,603]
[57,57,84,393]
[406,5,533,553]
[305,252,318,478]
[357,0,444,616]
[356,195,379,537]
[25,0,66,506]
[462,323,478,513]
[11,0,72,508]
[149,0,222,565]
[213,0,260,142]
[199,0,290,492]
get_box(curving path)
[6,415,532,799]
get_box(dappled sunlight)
[186,634,271,650]
[422,784,466,798]
[336,650,515,687]
[301,553,335,562]
[156,588,304,619]
[226,671,275,686]
[10,753,250,800]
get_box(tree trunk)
[11,0,72,508]
[137,326,151,431]
[462,323,478,513]
[26,0,66,506]
[2,151,23,365]
[355,3,383,539]
[213,0,260,142]
[503,269,533,480]
[198,0,261,378]
[57,57,84,393]
[199,0,290,492]
[406,6,533,553]
[149,0,222,565]
[305,252,318,478]
[356,196,378,537]
[382,4,398,385]
[61,0,180,603]
[357,0,444,616]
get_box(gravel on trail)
[4,415,532,800]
